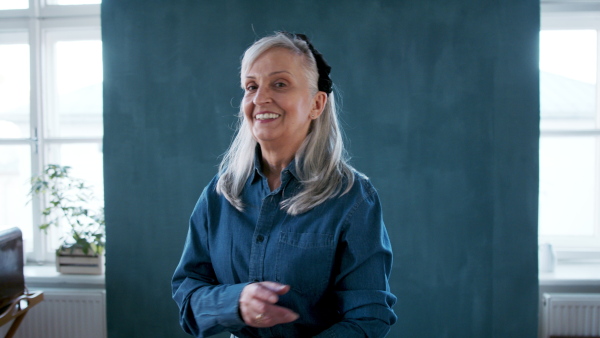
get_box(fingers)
[239,282,299,328]
[259,281,291,296]
[251,282,290,303]
[248,303,299,327]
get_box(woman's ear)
[310,91,327,119]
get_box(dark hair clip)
[282,32,333,95]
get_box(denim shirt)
[172,158,397,338]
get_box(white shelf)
[539,262,600,286]
[24,264,105,289]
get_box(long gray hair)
[216,32,354,215]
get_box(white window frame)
[0,1,101,263]
[540,2,600,260]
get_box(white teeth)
[256,113,280,120]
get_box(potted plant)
[28,164,105,274]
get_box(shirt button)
[256,235,264,243]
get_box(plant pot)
[55,247,104,275]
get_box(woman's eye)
[245,85,257,91]
[274,82,286,88]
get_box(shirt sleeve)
[315,183,397,337]
[171,187,247,338]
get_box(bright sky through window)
[540,30,597,85]
[0,44,29,115]
[0,0,27,10]
[55,40,103,95]
[0,0,101,9]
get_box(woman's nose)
[253,87,272,105]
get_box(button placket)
[248,195,277,282]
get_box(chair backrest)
[0,227,25,312]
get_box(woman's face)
[242,47,325,153]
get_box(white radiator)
[12,288,106,338]
[542,293,600,338]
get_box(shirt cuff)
[215,282,248,327]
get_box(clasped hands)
[239,281,299,328]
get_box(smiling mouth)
[255,113,280,120]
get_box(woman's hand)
[239,281,299,327]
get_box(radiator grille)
[12,288,106,338]
[543,293,600,338]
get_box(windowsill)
[24,264,105,289]
[23,261,598,289]
[539,260,600,286]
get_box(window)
[539,5,600,258]
[0,1,102,263]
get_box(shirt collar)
[251,147,263,184]
[250,145,301,186]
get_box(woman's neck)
[259,144,296,191]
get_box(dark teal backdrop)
[102,1,539,337]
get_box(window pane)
[46,0,101,5]
[45,143,104,203]
[39,143,103,255]
[0,42,30,138]
[0,145,33,253]
[540,30,598,130]
[0,0,28,9]
[538,136,597,237]
[47,40,103,138]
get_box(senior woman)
[172,32,397,338]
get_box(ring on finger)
[255,313,265,322]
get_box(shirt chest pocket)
[275,232,336,296]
